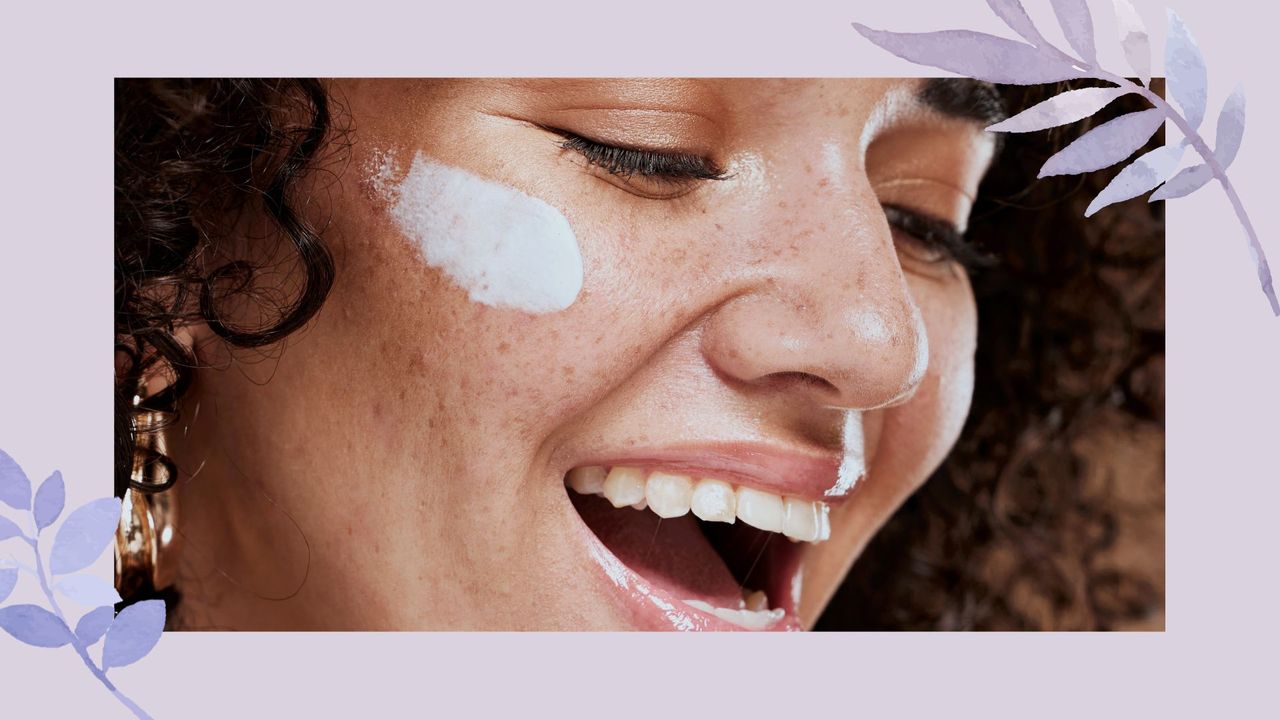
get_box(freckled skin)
[167,79,993,630]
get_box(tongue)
[571,493,747,609]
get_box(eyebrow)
[916,78,1008,126]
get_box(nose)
[699,154,928,411]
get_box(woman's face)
[172,79,994,630]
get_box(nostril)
[755,371,840,397]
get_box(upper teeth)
[566,465,831,543]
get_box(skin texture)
[166,79,994,630]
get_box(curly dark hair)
[114,79,340,599]
[818,82,1165,630]
[114,79,1164,629]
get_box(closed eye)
[883,204,991,270]
[546,127,729,199]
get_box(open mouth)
[566,465,831,631]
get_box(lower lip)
[572,516,804,632]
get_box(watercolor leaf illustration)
[0,604,74,647]
[101,599,166,672]
[1038,107,1165,177]
[0,448,33,510]
[0,514,23,541]
[0,566,17,604]
[0,448,161,718]
[33,470,65,531]
[853,0,1277,315]
[74,605,116,647]
[49,496,121,575]
[55,572,123,607]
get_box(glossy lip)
[571,512,804,632]
[571,442,853,503]
[565,442,850,631]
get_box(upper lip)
[570,442,847,503]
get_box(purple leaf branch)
[853,1,1278,316]
[0,450,157,719]
[1093,70,1276,314]
[22,531,155,720]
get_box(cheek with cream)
[373,151,584,314]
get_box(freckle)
[372,401,384,419]
[346,526,352,536]
[804,163,813,174]
[594,334,604,345]
[562,365,575,376]
[818,178,829,188]
[497,341,511,354]
[778,200,789,209]
[856,273,867,291]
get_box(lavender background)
[0,0,1273,715]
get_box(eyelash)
[553,129,983,269]
[882,204,989,270]
[553,131,728,182]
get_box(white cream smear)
[827,410,866,497]
[374,151,583,313]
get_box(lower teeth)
[683,598,785,630]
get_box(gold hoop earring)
[116,404,182,598]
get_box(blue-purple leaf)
[1112,0,1151,85]
[0,515,24,542]
[0,604,73,648]
[987,0,1046,46]
[987,86,1130,132]
[1086,145,1183,216]
[1165,11,1207,130]
[55,572,123,607]
[102,599,165,671]
[1038,108,1165,177]
[851,25,1081,84]
[74,605,116,647]
[1051,0,1096,63]
[1150,163,1213,201]
[0,567,17,604]
[1215,85,1246,169]
[0,449,32,511]
[50,497,121,576]
[34,470,65,531]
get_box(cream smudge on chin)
[371,150,583,313]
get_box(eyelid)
[883,203,991,270]
[546,127,728,181]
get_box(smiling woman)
[113,78,1163,631]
